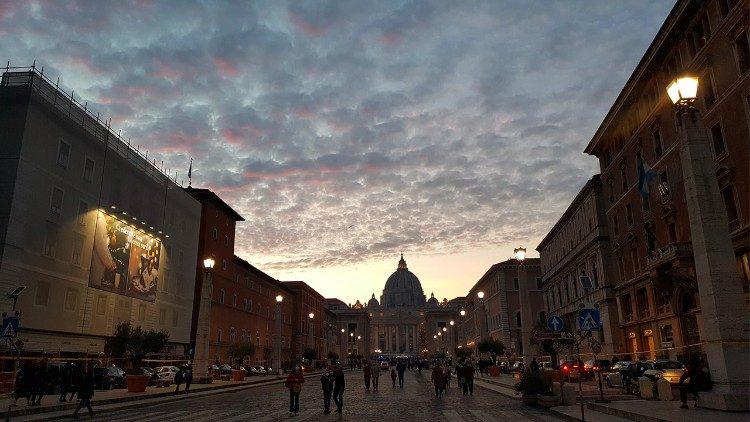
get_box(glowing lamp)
[514,246,526,262]
[203,257,215,269]
[308,312,315,319]
[477,291,485,299]
[449,320,455,326]
[667,75,699,106]
[460,310,466,316]
[275,295,283,303]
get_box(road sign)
[578,308,601,331]
[546,315,564,332]
[589,337,602,354]
[531,328,574,343]
[1,316,19,338]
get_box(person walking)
[32,359,48,406]
[431,364,444,398]
[530,358,540,373]
[285,366,305,416]
[333,365,345,414]
[321,367,334,414]
[363,359,371,390]
[396,360,406,388]
[72,366,94,419]
[68,363,83,402]
[443,363,452,391]
[390,365,397,388]
[11,360,31,407]
[183,364,193,395]
[462,361,475,396]
[174,366,185,395]
[370,361,380,391]
[58,363,72,403]
[455,361,464,392]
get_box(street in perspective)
[0,0,748,421]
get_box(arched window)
[217,328,223,343]
[680,292,697,312]
[515,311,522,327]
[232,293,237,307]
[219,289,226,304]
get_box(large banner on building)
[89,211,161,302]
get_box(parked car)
[220,364,233,375]
[643,360,685,385]
[604,361,633,388]
[93,366,126,390]
[560,360,592,381]
[510,362,525,373]
[154,366,180,386]
[584,359,613,373]
[141,367,157,386]
[540,361,555,371]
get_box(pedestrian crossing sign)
[577,309,600,331]
[1,316,19,338]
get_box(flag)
[188,158,193,187]
[637,152,656,197]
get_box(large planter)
[231,369,245,381]
[536,394,560,408]
[126,375,150,393]
[521,393,537,406]
[488,366,501,377]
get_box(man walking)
[333,366,345,414]
[72,365,94,419]
[363,359,371,390]
[370,361,380,391]
[174,366,185,395]
[396,360,406,388]
[462,360,475,396]
[431,364,444,398]
[320,367,334,414]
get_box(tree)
[227,342,256,369]
[105,322,169,374]
[477,337,505,361]
[303,348,317,361]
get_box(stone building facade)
[583,0,749,361]
[0,69,201,354]
[536,175,623,357]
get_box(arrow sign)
[546,315,564,333]
[578,308,601,331]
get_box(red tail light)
[562,365,569,373]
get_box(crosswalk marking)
[442,409,465,422]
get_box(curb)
[587,401,667,422]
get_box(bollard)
[638,377,654,399]
[656,378,673,401]
[562,384,577,405]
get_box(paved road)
[86,370,559,421]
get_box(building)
[284,281,329,360]
[0,69,201,354]
[536,175,623,357]
[583,0,749,361]
[325,298,370,358]
[460,258,544,361]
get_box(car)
[560,360,592,381]
[141,367,158,386]
[604,361,633,388]
[93,366,126,390]
[540,361,555,371]
[510,362,525,373]
[584,359,613,373]
[220,364,233,375]
[643,360,685,385]
[154,365,180,386]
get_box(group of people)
[285,364,346,416]
[428,359,475,398]
[11,360,96,419]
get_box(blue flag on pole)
[637,152,656,197]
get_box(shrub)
[514,370,553,396]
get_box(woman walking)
[363,359,371,390]
[431,364,444,398]
[285,366,305,416]
[72,365,94,419]
[333,365,345,414]
[390,365,397,388]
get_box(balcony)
[647,242,692,270]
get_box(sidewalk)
[586,399,750,422]
[0,370,325,421]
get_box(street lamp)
[514,245,533,366]
[276,295,283,303]
[194,256,215,383]
[460,309,466,316]
[442,327,447,332]
[273,295,283,374]
[665,74,749,410]
[666,74,698,107]
[477,291,484,299]
[449,320,454,326]
[308,312,315,356]
[514,246,526,262]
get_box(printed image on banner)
[89,211,161,302]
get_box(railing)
[646,242,693,269]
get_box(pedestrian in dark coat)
[72,367,94,419]
[390,366,397,387]
[431,365,444,398]
[320,367,334,414]
[396,361,407,388]
[530,358,540,372]
[68,363,83,401]
[11,361,30,406]
[285,366,305,416]
[333,366,345,414]
[462,362,475,396]
[370,361,380,391]
[183,365,193,394]
[174,367,185,395]
[362,360,371,390]
[31,359,48,406]
[58,363,72,403]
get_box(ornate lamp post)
[667,74,748,411]
[194,257,214,383]
[475,291,487,346]
[273,294,283,374]
[308,312,315,358]
[514,246,533,365]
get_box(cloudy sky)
[1,0,673,304]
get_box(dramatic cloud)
[0,0,672,301]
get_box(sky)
[0,0,674,305]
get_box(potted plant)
[477,337,505,376]
[105,322,169,393]
[514,370,551,406]
[227,342,255,381]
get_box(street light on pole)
[514,246,533,365]
[194,257,215,383]
[665,73,748,410]
[308,312,315,359]
[274,294,283,374]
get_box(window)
[652,127,663,158]
[217,329,223,343]
[57,139,70,168]
[512,277,519,291]
[229,327,236,342]
[621,294,633,321]
[232,292,238,307]
[71,234,84,266]
[626,204,633,226]
[212,227,218,240]
[224,235,229,246]
[222,259,227,270]
[721,185,739,225]
[658,171,671,198]
[515,312,522,328]
[42,224,59,258]
[77,201,88,226]
[734,31,749,75]
[50,187,64,215]
[710,122,726,156]
[703,71,716,108]
[564,282,570,304]
[219,289,226,304]
[96,296,107,316]
[64,288,78,312]
[244,298,250,311]
[660,324,674,343]
[83,158,95,182]
[617,256,625,282]
[35,282,50,307]
[636,288,649,318]
[535,277,543,291]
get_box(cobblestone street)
[84,370,558,421]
